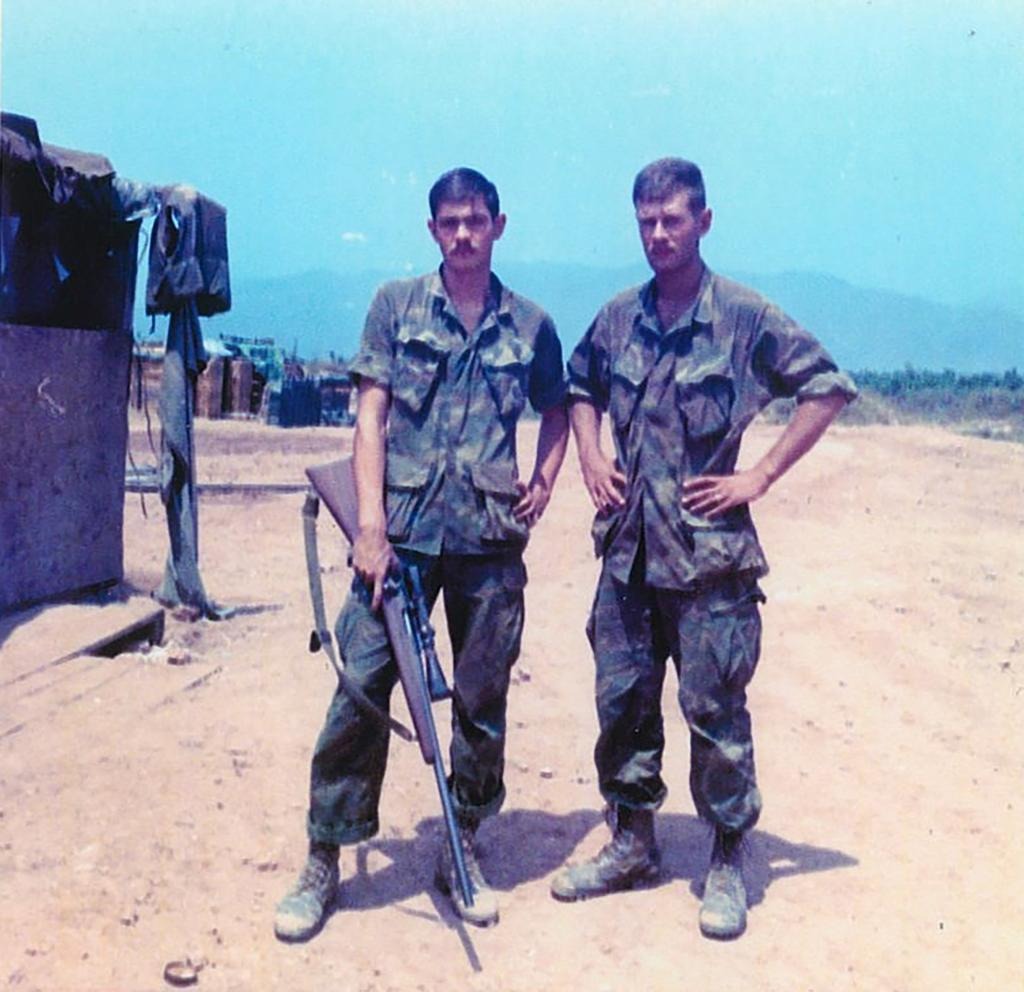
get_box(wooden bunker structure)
[0,113,143,612]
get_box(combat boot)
[273,842,340,942]
[699,827,747,939]
[550,805,660,901]
[435,820,500,927]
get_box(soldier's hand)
[514,478,551,528]
[352,525,397,611]
[580,450,627,514]
[681,468,770,519]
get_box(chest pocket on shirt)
[676,359,734,441]
[609,338,654,429]
[480,329,532,420]
[392,327,447,416]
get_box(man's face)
[635,189,711,277]
[428,196,506,273]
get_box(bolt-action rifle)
[302,456,474,910]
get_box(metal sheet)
[0,321,131,611]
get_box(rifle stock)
[305,457,439,763]
[304,456,474,908]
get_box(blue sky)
[2,0,1022,307]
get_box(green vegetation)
[762,368,1024,443]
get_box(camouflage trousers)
[588,562,765,833]
[306,550,526,846]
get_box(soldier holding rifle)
[275,167,568,940]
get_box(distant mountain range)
[180,265,1023,372]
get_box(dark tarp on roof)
[1,111,141,332]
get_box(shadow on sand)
[653,812,859,908]
[319,806,857,933]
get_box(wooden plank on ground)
[0,598,165,688]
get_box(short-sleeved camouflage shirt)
[567,268,858,590]
[348,269,566,557]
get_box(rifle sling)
[302,492,414,743]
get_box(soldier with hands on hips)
[550,158,857,939]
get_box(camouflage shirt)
[567,268,858,590]
[349,269,566,557]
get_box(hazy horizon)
[147,261,1021,373]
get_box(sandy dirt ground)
[2,414,1022,992]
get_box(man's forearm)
[753,392,848,488]
[569,398,603,461]
[530,403,569,490]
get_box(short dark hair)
[632,158,706,212]
[428,167,500,219]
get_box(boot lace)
[295,851,336,897]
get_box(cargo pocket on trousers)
[385,454,432,542]
[705,578,765,687]
[469,462,529,545]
